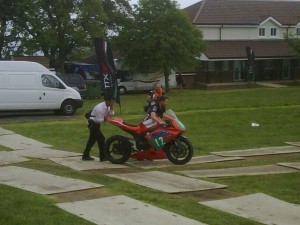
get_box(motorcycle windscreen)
[174,119,186,131]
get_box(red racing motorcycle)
[104,109,193,165]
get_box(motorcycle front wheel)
[165,137,193,165]
[104,135,131,164]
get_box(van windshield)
[41,74,65,89]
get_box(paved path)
[285,142,300,147]
[212,146,300,157]
[178,164,298,178]
[277,162,300,170]
[256,82,288,88]
[106,171,227,193]
[0,127,211,224]
[0,133,52,150]
[201,193,300,225]
[127,155,244,169]
[57,195,208,225]
[0,151,29,165]
[11,148,80,159]
[0,166,104,195]
[1,126,300,225]
[49,156,128,171]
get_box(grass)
[1,87,300,225]
[4,87,300,154]
[0,184,94,225]
[215,173,300,204]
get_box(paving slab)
[277,162,300,170]
[11,147,80,159]
[0,151,30,165]
[212,146,300,157]
[201,193,300,225]
[0,166,104,194]
[0,134,51,150]
[177,165,298,178]
[127,155,244,169]
[0,127,15,136]
[105,171,226,193]
[49,156,128,171]
[57,195,207,225]
[256,82,288,88]
[285,142,300,147]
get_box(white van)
[0,61,83,115]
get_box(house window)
[259,28,266,37]
[297,28,300,36]
[222,61,229,71]
[205,61,215,71]
[270,28,277,37]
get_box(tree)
[102,0,133,36]
[69,0,134,64]
[286,35,300,57]
[113,0,206,90]
[1,0,133,71]
[0,0,28,59]
[18,0,107,72]
[285,30,300,58]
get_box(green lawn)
[1,87,300,225]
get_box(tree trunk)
[49,48,56,70]
[58,45,66,74]
[58,59,65,74]
[163,65,170,91]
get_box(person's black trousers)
[83,120,106,159]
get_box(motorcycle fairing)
[146,130,169,149]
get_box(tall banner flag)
[246,46,256,82]
[94,38,120,104]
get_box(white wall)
[199,26,272,40]
[198,19,296,41]
[259,20,284,39]
[221,27,258,40]
[198,27,220,40]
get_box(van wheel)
[60,100,76,115]
[118,86,127,95]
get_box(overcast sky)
[129,0,200,9]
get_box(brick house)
[183,0,300,86]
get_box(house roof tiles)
[204,40,296,59]
[185,0,300,26]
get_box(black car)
[58,74,87,97]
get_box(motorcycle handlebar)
[159,121,171,128]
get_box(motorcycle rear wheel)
[104,135,131,164]
[165,137,193,165]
